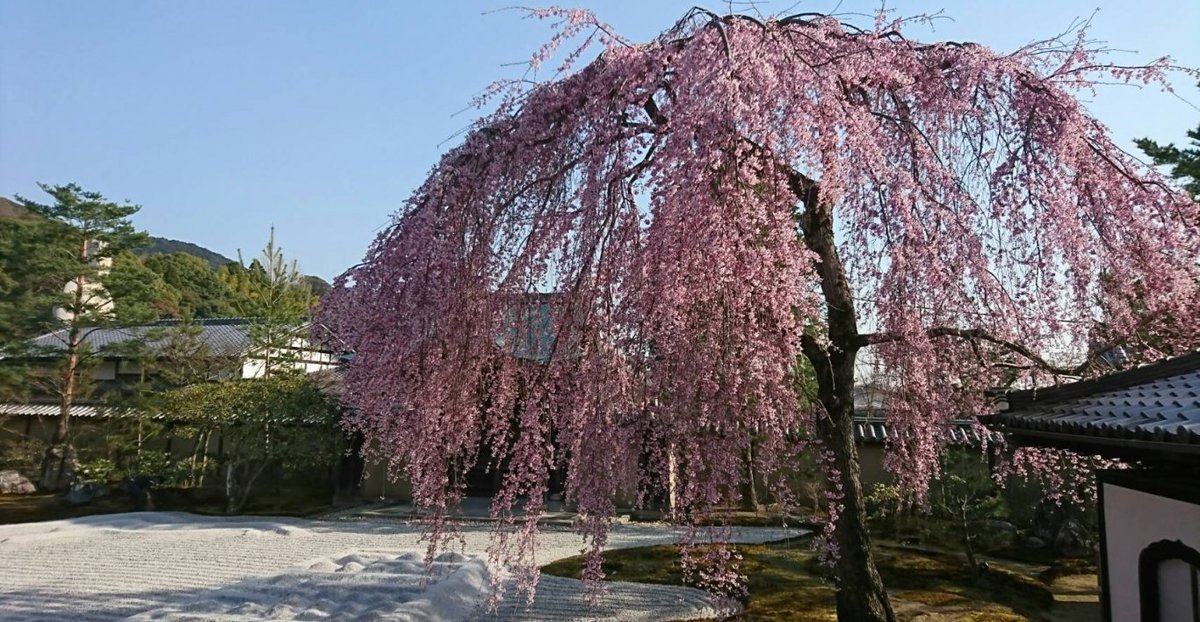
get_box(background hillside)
[0,197,34,220]
[2,196,236,269]
[0,196,330,316]
[139,237,234,270]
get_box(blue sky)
[1,1,1197,280]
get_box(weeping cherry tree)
[319,8,1200,621]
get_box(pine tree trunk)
[40,304,84,491]
[188,430,206,487]
[198,432,212,487]
[961,504,981,581]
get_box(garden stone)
[1030,500,1066,541]
[0,470,36,494]
[977,520,1018,550]
[66,481,105,505]
[124,475,156,511]
[981,519,1017,532]
[1022,535,1048,550]
[39,443,78,490]
[1053,518,1091,558]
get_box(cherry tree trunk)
[813,354,896,622]
[799,179,896,621]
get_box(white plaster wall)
[1104,482,1200,621]
[53,242,113,322]
[240,344,338,379]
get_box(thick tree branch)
[857,327,1087,376]
[738,136,862,371]
[643,95,668,126]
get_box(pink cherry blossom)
[318,7,1199,617]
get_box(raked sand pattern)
[0,512,796,621]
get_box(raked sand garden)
[0,511,795,621]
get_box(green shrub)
[128,451,197,487]
[866,483,903,519]
[75,457,117,483]
[0,437,44,475]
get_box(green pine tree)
[1135,96,1200,201]
[15,183,156,490]
[233,228,315,378]
[0,215,74,400]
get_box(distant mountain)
[2,195,326,287]
[139,237,235,270]
[0,197,35,220]
[2,195,234,269]
[303,275,332,298]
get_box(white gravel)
[0,512,797,621]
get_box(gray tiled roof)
[986,351,1200,455]
[850,383,990,444]
[0,401,142,419]
[0,399,330,424]
[853,417,990,445]
[26,318,253,357]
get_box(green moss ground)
[542,537,1071,621]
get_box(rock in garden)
[0,470,37,494]
[66,481,105,505]
[1022,535,1048,550]
[1053,518,1092,558]
[978,520,1018,550]
[1030,500,1066,542]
